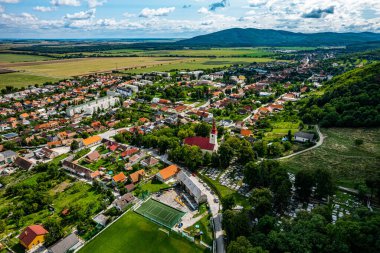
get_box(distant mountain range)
[175,28,380,47]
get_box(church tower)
[210,119,218,148]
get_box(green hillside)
[299,63,380,127]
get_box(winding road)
[272,125,325,161]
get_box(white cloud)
[0,5,4,12]
[139,7,175,18]
[50,0,80,7]
[198,7,211,15]
[64,9,96,20]
[0,0,19,3]
[88,0,107,8]
[33,6,56,12]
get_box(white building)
[66,96,119,116]
[177,171,207,204]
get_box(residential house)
[48,233,81,253]
[14,157,34,170]
[112,172,127,184]
[113,193,135,211]
[294,132,315,143]
[0,150,17,164]
[156,164,180,183]
[19,225,48,250]
[86,151,100,162]
[140,157,159,167]
[129,169,145,184]
[81,135,102,148]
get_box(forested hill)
[300,63,380,127]
[176,28,380,47]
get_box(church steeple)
[210,119,218,146]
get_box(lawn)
[79,212,207,253]
[281,128,380,188]
[140,179,170,193]
[263,121,301,141]
[0,72,60,89]
[0,53,53,63]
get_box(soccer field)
[135,198,185,228]
[79,212,206,253]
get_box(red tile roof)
[184,137,215,151]
[19,225,48,247]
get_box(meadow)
[79,212,207,253]
[0,72,60,89]
[0,53,53,63]
[281,128,380,188]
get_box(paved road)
[272,125,325,161]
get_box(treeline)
[299,62,380,127]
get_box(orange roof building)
[129,169,145,183]
[241,129,253,137]
[113,172,126,183]
[82,135,102,147]
[156,164,180,182]
[19,225,48,250]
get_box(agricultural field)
[79,212,207,253]
[101,48,274,57]
[281,128,380,188]
[124,57,279,74]
[7,57,189,78]
[0,72,60,89]
[0,53,53,63]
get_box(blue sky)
[0,0,379,38]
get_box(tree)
[194,122,212,137]
[218,142,234,168]
[314,168,334,199]
[295,169,315,202]
[354,139,364,146]
[250,188,273,218]
[222,195,236,210]
[70,140,79,151]
[227,236,268,253]
[287,130,292,142]
[44,219,64,246]
[203,152,212,167]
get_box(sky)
[0,0,379,38]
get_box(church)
[184,120,219,153]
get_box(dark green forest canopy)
[299,62,380,127]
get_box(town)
[0,46,379,253]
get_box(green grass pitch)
[135,198,185,228]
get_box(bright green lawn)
[0,72,59,89]
[140,180,170,193]
[281,128,380,188]
[0,53,53,63]
[79,212,207,253]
